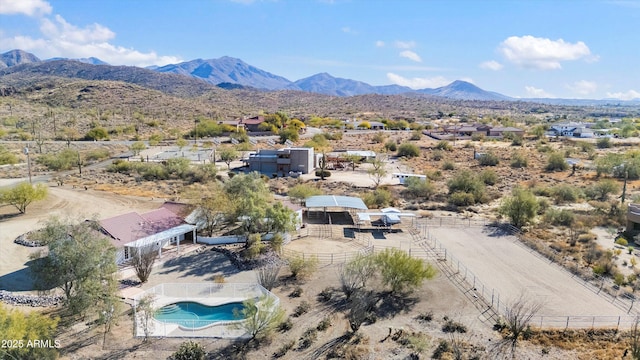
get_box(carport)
[305,195,368,225]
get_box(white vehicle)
[392,173,427,185]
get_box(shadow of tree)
[375,292,419,319]
[156,250,239,279]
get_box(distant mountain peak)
[0,49,41,68]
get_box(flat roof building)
[247,147,314,177]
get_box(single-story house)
[628,204,640,233]
[241,116,266,132]
[99,208,197,265]
[487,127,525,137]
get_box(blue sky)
[1,0,639,100]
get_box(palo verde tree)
[29,217,119,317]
[367,157,388,187]
[374,248,437,294]
[0,182,47,214]
[234,295,285,342]
[0,304,59,360]
[218,146,239,169]
[499,186,539,228]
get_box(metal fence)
[412,218,640,329]
[281,246,374,265]
[132,283,277,338]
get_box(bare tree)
[494,294,542,359]
[629,316,640,359]
[256,264,281,291]
[131,246,158,283]
[367,157,387,187]
[136,293,156,342]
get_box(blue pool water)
[154,301,246,329]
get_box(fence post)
[565,317,569,329]
[331,253,334,264]
[618,316,621,331]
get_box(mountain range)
[1,49,638,104]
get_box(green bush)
[84,127,109,141]
[0,145,18,165]
[397,143,420,158]
[478,152,499,166]
[550,184,582,204]
[597,137,612,149]
[543,208,575,226]
[410,131,422,140]
[479,169,498,185]
[363,188,392,208]
[442,160,455,170]
[172,341,205,360]
[449,191,476,206]
[546,152,568,172]
[293,301,311,317]
[85,148,110,161]
[384,140,397,152]
[447,170,486,204]
[435,140,453,151]
[471,133,485,142]
[404,176,434,199]
[510,152,528,168]
[616,237,629,246]
[315,170,331,178]
[36,149,77,171]
[432,149,444,161]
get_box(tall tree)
[218,147,239,169]
[367,157,388,187]
[499,187,539,228]
[29,217,118,317]
[0,182,47,214]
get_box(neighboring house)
[549,122,592,137]
[98,208,197,265]
[572,127,595,138]
[488,127,525,137]
[247,147,315,176]
[627,204,640,234]
[241,116,266,132]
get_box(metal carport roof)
[305,195,368,210]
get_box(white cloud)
[387,73,450,89]
[567,80,597,96]
[341,26,357,34]
[375,40,385,47]
[394,40,416,49]
[479,60,503,71]
[0,0,51,16]
[399,50,422,62]
[41,15,115,44]
[0,13,181,67]
[525,86,554,98]
[499,35,593,70]
[606,90,640,100]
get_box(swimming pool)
[154,301,246,329]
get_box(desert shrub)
[298,327,318,349]
[293,301,311,317]
[511,136,524,146]
[317,317,332,331]
[447,170,486,204]
[384,140,397,152]
[397,143,420,158]
[432,340,451,359]
[577,141,595,152]
[478,152,499,166]
[410,131,422,140]
[597,137,612,149]
[511,152,528,168]
[172,341,206,360]
[288,256,319,280]
[315,169,331,178]
[416,311,434,322]
[289,286,303,298]
[426,170,442,181]
[274,340,296,358]
[471,133,485,141]
[543,208,575,226]
[0,145,18,165]
[84,127,109,141]
[85,148,110,161]
[546,152,569,171]
[363,188,392,208]
[550,184,582,204]
[479,169,498,185]
[435,140,453,151]
[404,176,434,199]
[442,160,455,170]
[278,317,293,332]
[36,149,78,171]
[585,179,620,201]
[616,237,629,246]
[578,233,596,243]
[432,149,444,161]
[372,132,386,143]
[442,317,467,333]
[318,287,333,302]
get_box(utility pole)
[23,146,32,184]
